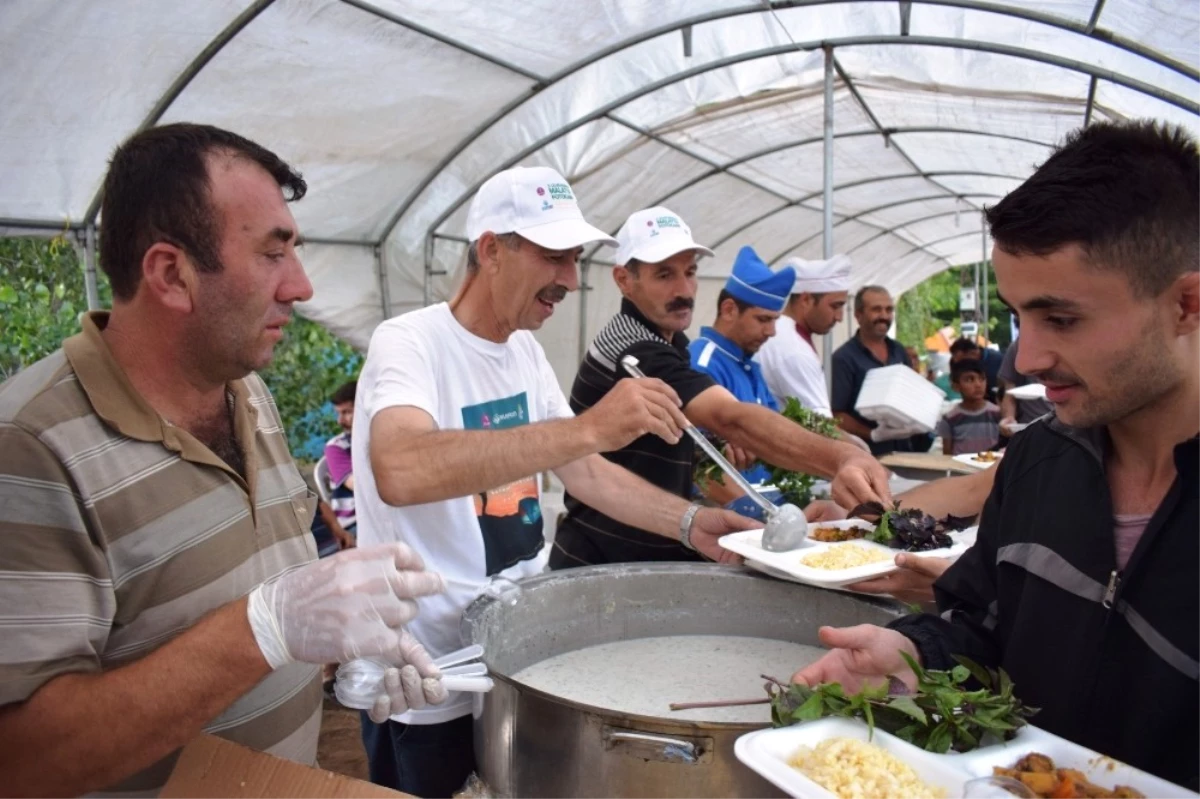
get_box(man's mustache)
[1031,369,1080,386]
[538,285,569,303]
[666,297,694,312]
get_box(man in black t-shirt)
[830,286,935,456]
[552,207,892,568]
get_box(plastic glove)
[247,543,445,669]
[367,633,449,723]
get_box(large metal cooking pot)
[462,563,903,798]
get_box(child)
[937,358,1002,455]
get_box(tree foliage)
[0,236,111,381]
[896,264,1012,351]
[258,317,362,461]
[1,236,361,460]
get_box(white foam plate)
[720,520,970,588]
[958,724,1197,798]
[951,452,1003,469]
[1006,383,1047,400]
[734,718,967,798]
[735,719,1197,799]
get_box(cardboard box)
[160,733,409,798]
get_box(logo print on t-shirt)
[461,392,543,575]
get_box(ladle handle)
[620,356,777,517]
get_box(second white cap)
[614,207,714,266]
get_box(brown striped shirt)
[0,312,321,795]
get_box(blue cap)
[723,246,797,312]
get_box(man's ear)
[475,232,504,275]
[140,242,196,313]
[717,297,740,322]
[613,265,633,295]
[1171,268,1200,333]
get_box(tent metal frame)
[763,192,1002,263]
[411,35,1194,326]
[578,126,1054,264]
[4,0,1195,326]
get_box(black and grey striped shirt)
[550,299,715,568]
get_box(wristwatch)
[678,503,702,551]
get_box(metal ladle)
[620,355,809,551]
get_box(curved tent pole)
[830,55,965,210]
[419,36,1196,257]
[766,192,1001,264]
[625,126,1050,220]
[705,169,1024,252]
[339,0,542,82]
[583,172,1019,270]
[581,127,1052,265]
[81,0,278,226]
[374,0,1195,247]
[899,228,988,257]
[849,208,986,255]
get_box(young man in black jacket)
[794,120,1199,789]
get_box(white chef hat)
[785,254,853,294]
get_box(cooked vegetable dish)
[994,753,1145,798]
[809,525,868,542]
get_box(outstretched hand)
[791,624,921,694]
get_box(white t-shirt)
[755,316,832,416]
[352,303,573,724]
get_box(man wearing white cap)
[552,208,892,569]
[756,255,852,417]
[351,173,757,796]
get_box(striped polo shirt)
[0,312,322,796]
[550,298,716,568]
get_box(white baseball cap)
[614,207,714,266]
[466,166,617,251]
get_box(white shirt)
[352,303,572,724]
[754,315,833,417]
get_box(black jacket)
[890,418,1199,789]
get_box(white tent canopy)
[2,0,1197,390]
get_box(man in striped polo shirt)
[0,123,446,796]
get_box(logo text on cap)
[547,183,574,202]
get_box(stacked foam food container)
[855,364,946,432]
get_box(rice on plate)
[789,737,946,799]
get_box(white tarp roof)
[2,0,1197,389]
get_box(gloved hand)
[367,635,449,723]
[247,543,445,669]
